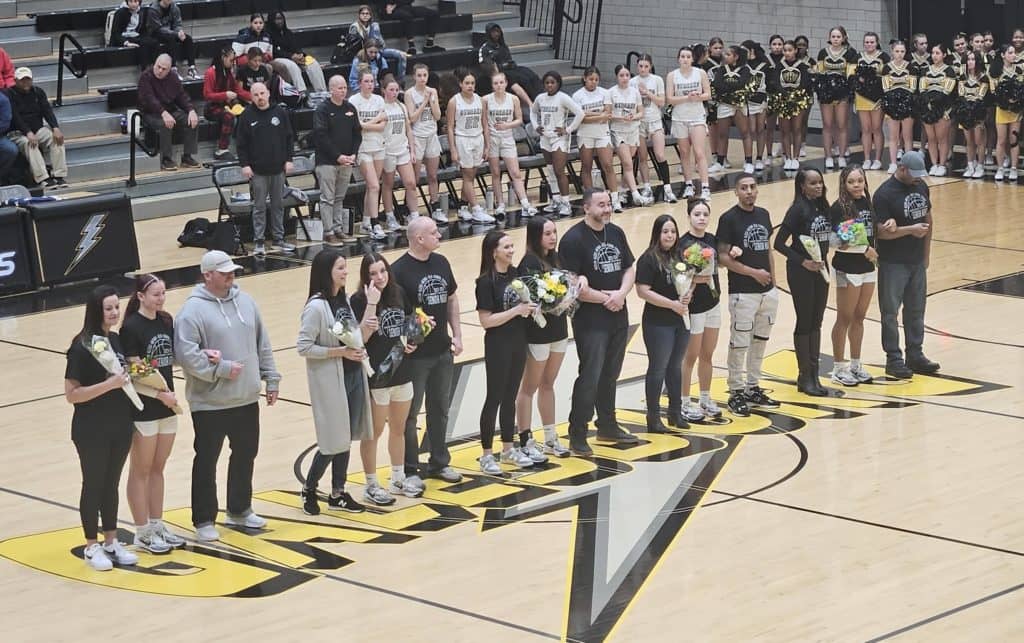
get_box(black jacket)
[266,13,302,60]
[313,98,362,165]
[6,85,58,133]
[478,23,515,70]
[236,103,294,175]
[109,4,151,47]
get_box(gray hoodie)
[173,283,280,412]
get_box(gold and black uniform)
[816,46,858,103]
[880,60,916,120]
[916,63,957,124]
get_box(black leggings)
[306,450,350,494]
[392,5,439,38]
[479,333,527,449]
[787,261,829,335]
[74,428,133,540]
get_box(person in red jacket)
[203,47,249,160]
[0,47,14,88]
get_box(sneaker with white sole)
[640,184,653,199]
[680,183,693,199]
[327,490,365,513]
[722,158,733,169]
[471,205,495,223]
[995,168,1005,181]
[543,200,560,213]
[754,159,764,171]
[700,185,711,200]
[520,199,538,216]
[799,144,807,158]
[610,193,623,212]
[543,437,570,457]
[707,161,724,174]
[557,200,572,217]
[225,512,267,529]
[84,543,113,571]
[745,385,780,408]
[682,403,706,422]
[432,207,448,223]
[494,203,506,219]
[700,398,723,418]
[363,482,396,506]
[871,159,883,170]
[500,447,534,468]
[370,224,387,240]
[962,161,975,175]
[887,163,897,174]
[103,540,139,566]
[134,526,171,554]
[743,162,755,174]
[522,439,549,464]
[1009,168,1018,181]
[479,453,502,475]
[458,205,472,221]
[195,524,220,541]
[389,477,425,498]
[359,219,373,235]
[153,521,185,548]
[849,362,874,384]
[831,365,859,387]
[385,211,402,231]
[431,466,463,483]
[272,240,296,253]
[403,474,426,495]
[825,157,835,169]
[253,242,266,257]
[971,163,985,178]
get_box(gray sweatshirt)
[173,283,280,411]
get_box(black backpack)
[332,32,363,65]
[177,217,213,248]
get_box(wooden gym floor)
[0,148,1022,642]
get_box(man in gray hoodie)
[174,250,280,542]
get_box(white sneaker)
[743,162,755,174]
[699,398,723,418]
[471,205,495,223]
[225,512,267,529]
[479,453,502,475]
[520,200,537,216]
[837,156,847,168]
[389,477,424,498]
[84,543,113,571]
[384,211,402,231]
[543,437,570,458]
[754,159,764,171]
[887,163,897,174]
[403,474,426,495]
[961,161,975,175]
[632,191,651,206]
[522,439,549,464]
[662,183,678,203]
[134,526,171,554]
[678,183,691,199]
[870,159,882,170]
[359,219,372,235]
[682,402,706,422]
[431,207,448,223]
[825,157,835,169]
[984,154,994,167]
[1003,157,1010,168]
[640,183,653,199]
[799,144,807,158]
[831,365,859,387]
[370,224,387,240]
[610,192,623,213]
[1009,168,1018,181]
[543,200,560,213]
[707,161,724,174]
[937,165,948,177]
[458,205,472,221]
[995,168,1005,181]
[971,163,985,179]
[557,200,572,217]
[928,165,938,176]
[195,524,220,541]
[153,521,185,548]
[103,540,139,566]
[831,145,840,156]
[500,447,535,468]
[700,185,711,200]
[849,362,874,384]
[722,158,733,169]
[363,482,396,506]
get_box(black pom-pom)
[881,89,916,120]
[850,65,883,102]
[916,91,952,124]
[816,73,851,104]
[951,99,988,129]
[993,77,1024,113]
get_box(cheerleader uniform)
[453,92,485,169]
[850,51,890,111]
[955,73,990,130]
[908,51,930,77]
[349,91,387,164]
[609,83,642,147]
[990,66,1023,125]
[572,85,613,149]
[702,57,723,122]
[383,100,411,172]
[712,63,754,115]
[485,92,517,159]
[767,58,814,118]
[630,72,665,138]
[816,46,858,104]
[880,60,917,121]
[917,64,958,124]
[407,85,441,162]
[667,66,707,138]
[747,60,770,116]
[530,91,583,153]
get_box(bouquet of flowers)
[800,235,830,283]
[835,219,870,248]
[331,316,374,377]
[671,262,696,330]
[129,356,183,415]
[681,242,716,296]
[509,278,546,328]
[514,270,580,328]
[85,335,144,411]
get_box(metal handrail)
[56,33,88,107]
[126,111,158,187]
[513,0,601,70]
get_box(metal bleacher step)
[443,0,504,14]
[0,36,52,58]
[33,73,90,98]
[508,42,554,64]
[521,58,574,79]
[472,11,524,33]
[17,0,105,14]
[0,2,16,19]
[0,17,39,39]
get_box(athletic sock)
[699,391,711,405]
[519,430,531,448]
[543,424,558,443]
[390,465,405,482]
[849,358,862,370]
[366,473,379,487]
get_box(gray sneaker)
[363,482,396,506]
[389,477,424,498]
[521,439,549,464]
[273,240,296,252]
[153,521,185,548]
[682,403,706,422]
[430,466,462,483]
[479,454,502,475]
[544,438,571,458]
[500,446,535,468]
[849,362,874,383]
[134,526,171,554]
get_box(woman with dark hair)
[773,168,833,397]
[609,64,652,207]
[448,69,494,223]
[679,199,722,421]
[712,45,755,174]
[267,11,327,93]
[742,40,771,171]
[202,47,246,161]
[478,22,541,108]
[828,166,880,387]
[231,13,273,66]
[766,34,785,158]
[667,46,712,199]
[476,230,539,473]
[349,5,406,79]
[881,40,916,173]
[636,214,691,432]
[703,37,726,173]
[64,285,139,571]
[631,53,673,202]
[350,252,420,501]
[816,26,858,170]
[348,38,391,92]
[955,50,989,179]
[531,71,584,217]
[296,248,376,515]
[989,44,1022,181]
[768,40,814,170]
[919,44,958,175]
[515,216,577,457]
[794,34,814,158]
[573,67,623,212]
[851,32,889,170]
[121,274,184,553]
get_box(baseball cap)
[200,250,243,273]
[14,67,31,80]
[898,150,929,178]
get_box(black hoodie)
[236,102,294,175]
[478,22,515,70]
[267,12,303,60]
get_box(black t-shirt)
[558,220,635,330]
[327,293,361,374]
[475,267,528,342]
[636,251,684,327]
[715,205,774,294]
[779,199,831,264]
[828,197,876,274]
[391,252,457,358]
[517,252,569,344]
[679,231,721,314]
[64,332,135,437]
[351,287,414,388]
[120,312,176,421]
[873,177,931,265]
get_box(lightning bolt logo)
[64,214,108,275]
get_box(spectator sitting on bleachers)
[0,46,13,88]
[7,67,68,188]
[349,5,406,80]
[377,0,445,56]
[478,22,540,110]
[147,0,197,79]
[233,13,308,97]
[203,46,247,161]
[0,91,20,179]
[109,0,157,69]
[267,11,327,94]
[236,47,276,97]
[349,38,390,92]
[138,53,199,171]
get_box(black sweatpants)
[787,261,829,335]
[479,333,527,449]
[191,402,260,527]
[74,428,133,540]
[155,32,196,66]
[392,5,439,38]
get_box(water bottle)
[120,113,128,135]
[591,167,604,189]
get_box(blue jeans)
[877,260,927,363]
[642,322,690,421]
[0,137,17,172]
[568,323,629,437]
[382,49,407,78]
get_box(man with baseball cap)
[872,150,939,379]
[174,250,281,542]
[6,66,68,188]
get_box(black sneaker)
[301,488,320,516]
[595,423,640,444]
[727,390,751,417]
[43,177,58,187]
[214,148,236,161]
[745,386,780,408]
[406,46,417,56]
[568,433,593,457]
[161,157,178,171]
[907,356,940,374]
[327,490,365,513]
[885,361,914,379]
[55,177,68,188]
[180,155,201,169]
